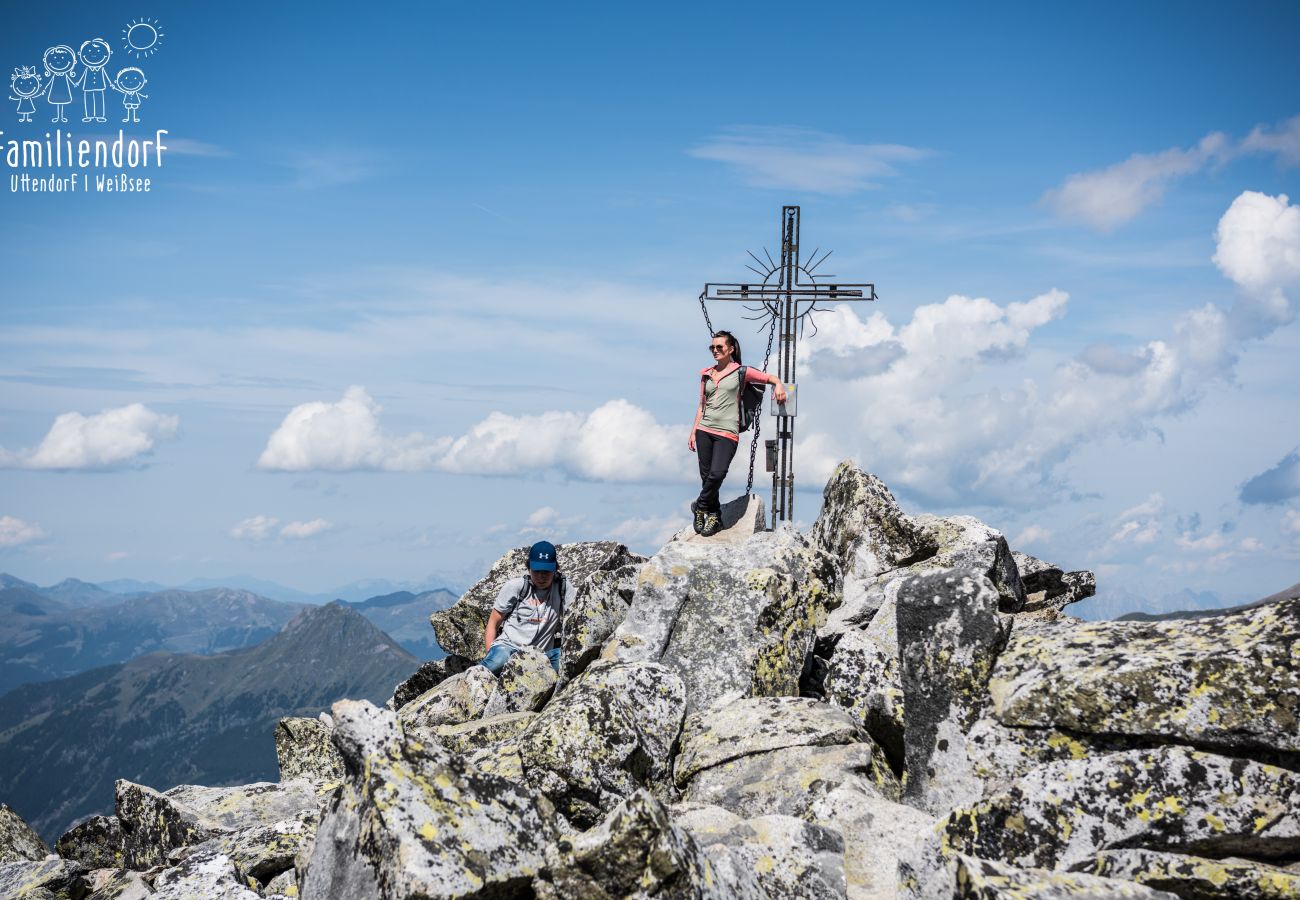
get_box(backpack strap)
[500,571,566,618]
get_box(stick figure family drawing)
[10,39,149,124]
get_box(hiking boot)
[692,502,706,534]
[701,512,721,537]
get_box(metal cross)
[700,205,876,526]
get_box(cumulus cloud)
[0,515,48,547]
[795,191,1299,507]
[231,515,279,540]
[260,389,691,483]
[0,403,178,470]
[258,386,449,472]
[688,126,930,194]
[1282,508,1300,536]
[1043,117,1300,230]
[1013,525,1053,546]
[280,518,333,539]
[1166,526,1265,574]
[1107,494,1166,549]
[608,509,689,552]
[1240,448,1300,505]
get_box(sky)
[1,2,1298,615]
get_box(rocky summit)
[2,459,1298,899]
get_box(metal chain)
[698,293,715,336]
[745,311,779,495]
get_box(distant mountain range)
[0,602,419,842]
[1117,580,1300,622]
[0,584,304,696]
[345,589,458,658]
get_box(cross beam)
[700,206,876,527]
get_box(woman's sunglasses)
[709,343,728,352]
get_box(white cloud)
[1042,134,1226,231]
[231,515,279,541]
[1043,117,1300,230]
[688,126,930,194]
[0,403,178,470]
[608,509,689,552]
[1013,525,1053,546]
[105,551,130,562]
[1213,191,1300,297]
[258,386,449,472]
[1107,494,1166,549]
[0,515,48,547]
[1282,509,1300,536]
[280,518,333,539]
[1167,527,1265,574]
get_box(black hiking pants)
[694,429,738,514]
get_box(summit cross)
[700,205,876,526]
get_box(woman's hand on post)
[773,379,788,405]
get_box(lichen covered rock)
[910,514,1025,613]
[512,661,687,828]
[901,746,1300,899]
[301,699,559,899]
[0,857,89,899]
[672,803,846,899]
[898,568,1004,814]
[55,815,125,870]
[824,627,906,773]
[275,715,345,783]
[1075,848,1300,900]
[496,647,558,713]
[0,802,49,864]
[606,526,837,713]
[806,786,936,900]
[150,847,262,899]
[1013,551,1096,614]
[989,597,1300,755]
[556,559,643,689]
[431,541,641,660]
[953,854,1179,899]
[388,655,476,711]
[428,711,536,755]
[397,664,499,730]
[534,790,763,900]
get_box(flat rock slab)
[607,526,837,713]
[428,711,536,754]
[497,647,557,713]
[806,786,936,900]
[901,746,1300,899]
[398,665,499,729]
[673,696,864,786]
[989,596,1300,755]
[0,857,89,899]
[675,494,767,545]
[1075,848,1300,899]
[953,855,1178,899]
[151,847,262,899]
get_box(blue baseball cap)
[528,540,557,571]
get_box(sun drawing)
[122,17,164,58]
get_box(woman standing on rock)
[688,330,786,536]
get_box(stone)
[824,628,906,774]
[430,541,642,660]
[299,699,558,899]
[275,716,345,783]
[496,647,558,713]
[84,867,152,899]
[512,661,687,828]
[115,778,321,870]
[534,790,763,900]
[897,568,1004,814]
[263,867,298,898]
[1012,551,1096,613]
[673,696,865,787]
[150,847,261,899]
[900,746,1300,900]
[428,711,536,755]
[672,803,846,900]
[910,514,1026,612]
[555,560,643,689]
[55,816,125,870]
[397,665,499,730]
[0,857,89,899]
[605,526,837,713]
[675,494,768,545]
[811,461,938,623]
[192,808,317,886]
[963,716,1142,796]
[0,802,49,864]
[683,742,899,819]
[388,655,476,711]
[989,597,1300,756]
[805,786,936,900]
[1075,848,1300,899]
[952,855,1179,899]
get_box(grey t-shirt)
[491,574,565,651]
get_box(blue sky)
[2,2,1298,614]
